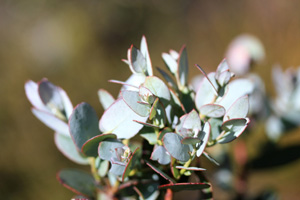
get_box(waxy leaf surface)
[163,133,191,162]
[98,89,115,110]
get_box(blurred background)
[1,0,300,199]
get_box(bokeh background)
[1,0,300,199]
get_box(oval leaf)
[122,90,151,117]
[223,95,249,120]
[81,134,117,157]
[163,133,191,162]
[69,102,101,150]
[150,145,171,165]
[200,104,225,118]
[143,76,171,101]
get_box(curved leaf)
[150,145,171,165]
[98,89,115,110]
[143,76,171,101]
[140,36,153,76]
[163,133,191,162]
[98,140,124,161]
[223,95,249,120]
[99,98,148,139]
[122,90,151,117]
[177,45,188,87]
[200,104,225,118]
[69,102,101,150]
[25,80,48,112]
[54,133,89,165]
[81,134,117,157]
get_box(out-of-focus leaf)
[175,166,206,171]
[54,133,89,165]
[140,36,153,76]
[122,90,151,117]
[162,52,178,74]
[218,118,249,144]
[223,95,249,120]
[25,80,48,112]
[139,126,157,145]
[208,118,223,141]
[143,76,171,101]
[217,70,232,87]
[32,108,69,137]
[150,98,166,128]
[98,140,124,161]
[156,67,177,90]
[81,134,116,157]
[69,103,101,150]
[159,182,210,191]
[203,152,220,166]
[38,79,64,112]
[98,89,115,110]
[177,45,188,87]
[145,160,175,183]
[98,160,109,177]
[110,163,126,176]
[163,133,191,162]
[150,145,171,165]
[181,137,202,145]
[57,169,95,197]
[195,72,218,109]
[218,79,254,110]
[196,122,210,157]
[99,98,148,139]
[129,45,147,74]
[122,74,146,91]
[200,104,225,118]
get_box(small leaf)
[159,182,210,191]
[208,118,223,141]
[200,104,225,118]
[150,145,171,165]
[196,122,211,157]
[203,151,220,166]
[177,45,189,87]
[218,118,250,144]
[140,36,153,76]
[162,52,178,74]
[175,166,206,171]
[25,80,48,112]
[129,45,147,74]
[145,160,175,183]
[32,108,69,137]
[69,102,101,150]
[38,78,64,111]
[122,90,151,117]
[110,163,126,176]
[223,95,249,120]
[195,72,218,109]
[139,126,157,145]
[99,98,148,139]
[143,76,171,101]
[54,133,89,165]
[57,169,95,197]
[163,133,191,162]
[149,98,167,128]
[98,89,115,110]
[156,67,178,90]
[98,160,109,177]
[98,140,124,161]
[218,79,254,110]
[81,134,117,157]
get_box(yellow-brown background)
[1,0,300,199]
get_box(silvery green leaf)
[99,98,148,139]
[98,89,115,110]
[150,145,171,165]
[181,137,202,145]
[57,169,95,197]
[69,102,101,150]
[32,108,69,137]
[122,74,146,92]
[216,59,229,77]
[139,86,155,104]
[217,70,232,87]
[196,122,210,157]
[182,109,201,131]
[81,134,117,157]
[58,87,73,118]
[98,160,109,177]
[149,98,166,128]
[38,78,64,112]
[139,126,157,145]
[129,45,147,75]
[140,36,153,76]
[162,52,178,74]
[145,160,175,183]
[208,118,223,141]
[54,133,89,165]
[223,95,249,121]
[143,76,171,101]
[98,140,124,161]
[156,67,178,90]
[177,45,188,87]
[122,90,151,117]
[218,79,254,110]
[163,132,191,162]
[25,80,48,112]
[199,104,225,118]
[175,166,206,171]
[218,118,250,144]
[110,163,126,176]
[195,72,218,109]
